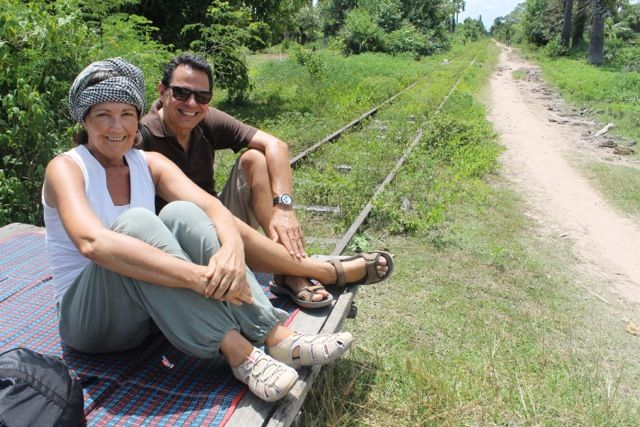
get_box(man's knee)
[239,149,267,182]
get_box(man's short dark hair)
[162,54,213,91]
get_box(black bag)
[0,348,85,427]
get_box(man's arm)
[246,130,306,259]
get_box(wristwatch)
[273,193,293,208]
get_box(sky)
[457,0,524,29]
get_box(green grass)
[578,161,640,220]
[212,44,479,193]
[303,181,640,425]
[531,53,640,153]
[296,40,640,425]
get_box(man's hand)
[268,207,306,260]
[202,245,253,304]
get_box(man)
[139,54,332,308]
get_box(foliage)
[184,1,259,101]
[293,5,322,45]
[319,0,452,56]
[291,45,328,79]
[0,0,173,226]
[317,0,359,36]
[606,39,640,70]
[87,13,173,104]
[0,0,91,225]
[340,8,385,55]
[359,0,404,32]
[461,17,486,43]
[543,36,571,57]
[520,0,553,45]
[490,4,525,43]
[385,24,437,58]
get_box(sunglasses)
[168,85,212,104]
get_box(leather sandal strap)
[363,252,380,285]
[329,259,347,287]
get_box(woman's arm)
[43,154,251,304]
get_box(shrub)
[0,0,173,225]
[606,40,640,71]
[340,8,385,55]
[543,37,570,58]
[291,46,328,79]
[385,23,436,58]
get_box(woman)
[43,58,393,402]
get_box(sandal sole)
[269,283,334,309]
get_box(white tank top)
[43,145,156,301]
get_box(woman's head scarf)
[68,57,145,123]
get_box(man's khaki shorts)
[218,158,260,229]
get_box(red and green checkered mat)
[0,231,299,426]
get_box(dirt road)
[487,44,640,314]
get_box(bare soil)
[487,44,640,319]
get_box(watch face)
[281,194,293,205]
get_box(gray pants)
[58,201,288,358]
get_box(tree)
[572,0,590,46]
[589,0,610,64]
[340,8,385,54]
[561,0,574,46]
[447,0,465,32]
[184,1,259,100]
[318,0,359,36]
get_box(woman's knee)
[159,200,200,219]
[111,207,164,240]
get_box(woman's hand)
[202,244,253,305]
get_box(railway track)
[291,55,479,257]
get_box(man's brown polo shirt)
[140,99,257,211]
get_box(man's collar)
[142,99,168,138]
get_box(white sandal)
[231,347,298,402]
[267,332,353,369]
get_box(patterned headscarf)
[68,57,145,123]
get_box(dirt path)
[487,44,640,315]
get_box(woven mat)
[0,230,299,426]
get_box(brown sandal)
[269,276,333,309]
[329,251,394,287]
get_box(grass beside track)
[295,40,640,425]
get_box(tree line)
[491,0,640,67]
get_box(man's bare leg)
[239,149,330,303]
[235,218,389,286]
